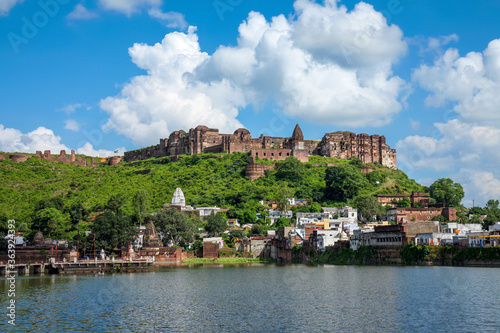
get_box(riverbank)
[181,257,275,264]
[305,245,500,267]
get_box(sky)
[1,0,500,207]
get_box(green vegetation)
[0,153,426,232]
[0,152,432,251]
[428,178,464,208]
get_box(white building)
[316,229,341,251]
[197,207,221,217]
[296,212,330,226]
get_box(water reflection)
[1,265,499,332]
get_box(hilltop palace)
[124,124,397,169]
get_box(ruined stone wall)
[250,237,273,258]
[245,157,276,181]
[124,124,397,168]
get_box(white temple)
[171,187,186,206]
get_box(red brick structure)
[124,124,397,169]
[390,207,457,223]
[203,242,220,259]
[377,191,430,208]
[245,157,276,180]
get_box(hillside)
[0,152,425,225]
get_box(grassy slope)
[0,152,424,224]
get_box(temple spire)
[292,124,304,141]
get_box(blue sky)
[1,0,500,207]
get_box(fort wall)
[0,150,122,167]
[124,124,397,169]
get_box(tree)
[250,224,264,236]
[396,197,411,208]
[35,197,64,212]
[325,165,368,202]
[93,211,135,253]
[429,178,464,207]
[67,202,89,225]
[456,213,469,224]
[275,157,306,185]
[153,208,198,247]
[106,194,126,214]
[133,189,150,226]
[32,208,71,239]
[349,157,363,168]
[354,196,385,222]
[274,182,295,212]
[205,211,227,236]
[483,199,500,229]
[275,217,291,228]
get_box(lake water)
[1,264,499,332]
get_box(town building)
[387,207,457,223]
[376,191,430,208]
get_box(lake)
[1,264,499,332]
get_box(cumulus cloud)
[99,0,161,16]
[0,0,23,16]
[67,4,98,20]
[101,1,408,144]
[64,120,81,132]
[0,124,122,157]
[397,120,500,205]
[101,27,245,146]
[413,38,500,127]
[76,142,125,157]
[0,125,70,153]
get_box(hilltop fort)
[124,124,397,169]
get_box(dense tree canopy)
[325,165,368,202]
[133,189,150,226]
[354,196,385,222]
[153,208,198,247]
[429,178,464,207]
[92,210,135,254]
[205,211,227,237]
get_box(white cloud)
[455,169,500,207]
[0,125,69,153]
[67,4,98,20]
[76,142,125,157]
[148,7,187,30]
[58,103,86,114]
[101,1,408,144]
[397,119,500,206]
[99,0,161,16]
[100,27,245,146]
[0,0,23,16]
[64,120,81,132]
[0,124,122,157]
[413,38,500,127]
[410,119,420,130]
